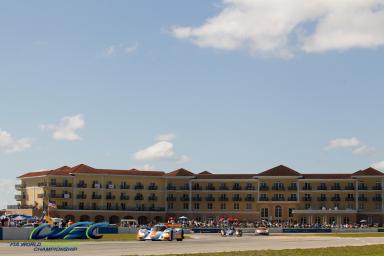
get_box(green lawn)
[293,232,384,238]
[162,245,384,256]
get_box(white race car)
[136,224,184,241]
[255,227,269,235]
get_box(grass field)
[162,245,384,256]
[293,232,384,238]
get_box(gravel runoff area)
[1,233,384,256]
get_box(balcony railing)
[372,185,382,190]
[192,196,202,201]
[287,197,297,201]
[106,195,116,200]
[148,196,158,201]
[106,184,116,189]
[317,186,327,190]
[303,197,312,201]
[232,186,242,190]
[259,197,268,201]
[15,184,26,190]
[272,186,285,191]
[331,186,341,190]
[345,185,354,190]
[120,185,130,189]
[134,196,144,201]
[192,186,202,190]
[77,183,87,188]
[232,197,242,201]
[288,185,297,190]
[120,195,130,200]
[167,185,177,190]
[245,186,255,190]
[271,196,285,201]
[345,197,355,201]
[302,186,312,190]
[358,196,368,201]
[205,197,215,201]
[244,197,255,201]
[92,195,102,199]
[180,196,189,201]
[219,186,229,190]
[77,194,87,199]
[219,197,229,201]
[148,185,158,190]
[206,186,216,190]
[179,185,190,190]
[134,184,144,190]
[318,197,327,201]
[373,196,382,201]
[331,197,341,201]
[50,183,72,187]
[259,186,269,191]
[358,185,368,190]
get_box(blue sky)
[1,0,384,207]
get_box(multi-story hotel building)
[13,164,384,225]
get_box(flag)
[48,202,57,208]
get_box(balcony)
[287,196,297,201]
[92,183,102,189]
[148,185,158,190]
[219,197,229,202]
[288,185,297,190]
[106,195,116,200]
[92,195,102,199]
[259,185,269,191]
[120,195,130,200]
[302,186,312,191]
[232,197,242,201]
[303,197,312,201]
[272,186,285,191]
[318,197,327,201]
[331,186,341,190]
[358,196,368,201]
[134,196,144,201]
[180,196,189,201]
[15,184,26,190]
[120,185,130,189]
[167,196,177,201]
[244,196,255,201]
[14,194,25,201]
[271,196,285,201]
[106,184,116,189]
[205,197,215,201]
[345,197,355,201]
[232,186,242,190]
[219,185,229,190]
[50,183,72,188]
[77,194,87,199]
[331,197,341,202]
[192,196,202,201]
[38,182,47,187]
[245,185,255,190]
[148,195,158,201]
[192,186,202,191]
[372,185,382,190]
[179,185,190,190]
[167,185,177,190]
[373,196,382,201]
[259,197,268,201]
[358,185,368,190]
[206,185,216,190]
[134,184,144,190]
[317,186,327,190]
[77,183,87,188]
[345,185,354,190]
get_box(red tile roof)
[256,165,301,176]
[165,168,194,176]
[353,167,384,176]
[195,174,255,179]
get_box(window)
[234,202,240,210]
[329,217,336,224]
[305,203,311,209]
[207,203,213,210]
[347,203,354,209]
[261,208,268,218]
[275,206,282,218]
[168,202,174,209]
[183,203,189,210]
[343,216,350,225]
[78,202,84,209]
[288,208,294,217]
[315,216,321,224]
[359,202,366,210]
[300,217,307,224]
[246,203,252,210]
[375,203,381,210]
[220,203,226,210]
[194,203,200,209]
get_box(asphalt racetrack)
[2,233,384,256]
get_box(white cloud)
[133,141,175,161]
[352,145,378,156]
[325,137,361,150]
[133,134,190,163]
[372,161,384,171]
[156,133,176,141]
[0,129,32,153]
[171,0,384,58]
[103,42,138,57]
[142,164,156,171]
[0,178,17,209]
[41,114,85,141]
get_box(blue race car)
[136,224,184,241]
